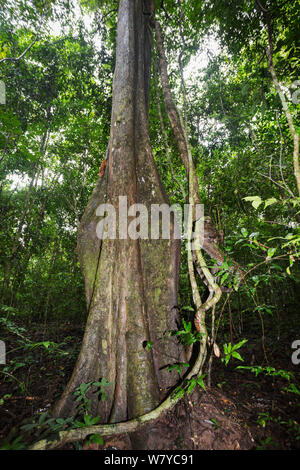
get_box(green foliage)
[173,374,206,400]
[0,436,26,450]
[257,412,300,443]
[222,339,248,366]
[73,414,100,428]
[84,433,103,446]
[171,319,204,346]
[237,365,300,397]
[237,364,292,378]
[256,436,278,450]
[0,0,113,324]
[0,0,299,451]
[74,379,112,414]
[2,379,111,448]
[167,362,189,374]
[0,394,12,406]
[145,341,154,351]
[282,383,300,396]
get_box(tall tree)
[53,0,184,436]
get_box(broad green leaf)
[264,197,277,209]
[243,196,263,210]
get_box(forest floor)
[0,313,299,450]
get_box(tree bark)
[52,0,184,430]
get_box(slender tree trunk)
[53,0,184,430]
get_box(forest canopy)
[0,0,299,452]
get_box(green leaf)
[243,196,263,210]
[182,306,194,312]
[231,351,244,361]
[145,341,154,351]
[232,339,248,350]
[88,434,104,445]
[267,247,277,258]
[221,272,229,285]
[167,363,189,373]
[196,375,206,391]
[187,378,197,394]
[283,383,300,396]
[264,197,277,209]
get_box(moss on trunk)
[52,0,184,430]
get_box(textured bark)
[52,0,184,429]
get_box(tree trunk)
[53,0,184,428]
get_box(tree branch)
[0,29,40,65]
[160,0,172,21]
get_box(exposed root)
[29,350,205,450]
